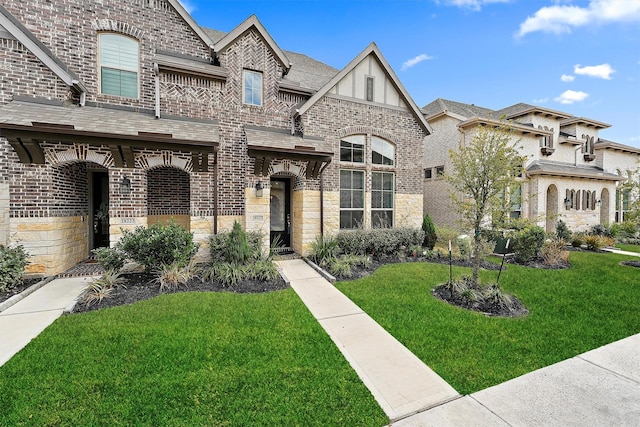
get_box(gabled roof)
[294,42,432,134]
[422,98,494,121]
[526,160,622,181]
[166,0,215,48]
[0,4,87,101]
[496,103,573,121]
[202,27,336,92]
[212,15,291,74]
[595,139,640,155]
[561,116,611,130]
[458,117,552,137]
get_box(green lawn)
[336,251,640,395]
[616,243,640,253]
[0,290,387,427]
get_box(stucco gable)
[295,42,431,134]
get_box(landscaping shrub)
[153,262,195,291]
[0,244,29,292]
[555,220,572,242]
[457,236,472,261]
[246,260,279,282]
[117,222,198,271]
[422,214,437,249]
[226,221,252,264]
[590,223,613,238]
[612,220,639,244]
[435,225,461,248]
[509,225,546,263]
[540,239,569,267]
[310,235,340,266]
[571,233,586,248]
[80,270,126,306]
[92,246,126,272]
[584,234,612,251]
[335,228,423,257]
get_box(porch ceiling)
[245,125,332,179]
[0,99,219,171]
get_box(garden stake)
[496,239,510,285]
[448,240,452,286]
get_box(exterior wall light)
[564,198,572,210]
[255,181,263,198]
[596,198,601,207]
[120,176,131,195]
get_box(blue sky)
[182,0,640,148]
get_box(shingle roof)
[200,27,337,92]
[0,98,219,143]
[422,98,494,120]
[526,160,621,181]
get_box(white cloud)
[517,0,640,37]
[561,74,575,82]
[437,0,510,12]
[177,0,196,14]
[401,54,433,71]
[574,63,615,80]
[555,90,589,104]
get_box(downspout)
[153,64,160,119]
[320,174,324,238]
[214,153,218,234]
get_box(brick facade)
[1,1,429,274]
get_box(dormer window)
[99,34,139,98]
[243,70,262,106]
[538,126,554,155]
[582,134,595,161]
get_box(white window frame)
[243,69,263,106]
[339,169,365,229]
[98,33,139,98]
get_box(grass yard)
[617,243,640,253]
[0,290,387,427]
[336,251,640,395]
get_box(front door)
[270,178,291,249]
[90,171,110,250]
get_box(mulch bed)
[71,272,289,314]
[432,284,529,318]
[621,260,640,268]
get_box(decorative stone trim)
[92,19,144,40]
[336,126,400,145]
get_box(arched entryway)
[600,188,610,224]
[147,166,191,230]
[546,184,559,233]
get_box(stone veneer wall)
[12,217,88,276]
[292,189,321,255]
[0,182,9,245]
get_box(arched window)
[371,137,395,165]
[99,33,139,98]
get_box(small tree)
[447,122,528,284]
[422,214,437,249]
[226,221,252,264]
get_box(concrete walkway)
[393,333,640,426]
[603,247,640,257]
[276,259,460,420]
[0,276,91,367]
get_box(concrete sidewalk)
[0,276,92,367]
[393,333,640,426]
[276,259,460,421]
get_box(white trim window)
[99,33,139,98]
[371,137,395,165]
[340,170,364,229]
[340,135,365,163]
[371,171,394,228]
[243,70,262,106]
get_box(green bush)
[571,233,585,248]
[335,228,423,257]
[509,225,546,263]
[92,247,127,272]
[422,214,437,249]
[310,235,339,266]
[590,224,613,238]
[226,221,252,264]
[117,222,198,271]
[555,220,572,242]
[0,244,29,292]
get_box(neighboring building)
[0,1,430,276]
[422,99,640,233]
